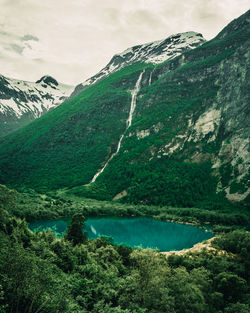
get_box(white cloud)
[0,0,249,85]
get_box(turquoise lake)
[29,217,213,252]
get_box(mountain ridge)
[71,31,206,97]
[0,10,249,208]
[0,74,73,136]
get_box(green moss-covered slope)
[0,11,249,208]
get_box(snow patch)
[79,32,206,89]
[0,74,74,119]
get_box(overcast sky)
[0,0,249,85]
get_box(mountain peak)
[70,31,206,98]
[0,74,74,136]
[115,31,205,64]
[215,9,250,39]
[115,31,206,58]
[36,75,59,86]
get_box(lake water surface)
[29,217,213,252]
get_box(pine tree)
[65,213,87,245]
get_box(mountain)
[71,31,206,97]
[0,10,249,208]
[0,74,73,136]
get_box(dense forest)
[0,185,249,313]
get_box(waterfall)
[126,70,145,128]
[91,70,145,183]
[149,71,153,85]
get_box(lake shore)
[161,237,216,256]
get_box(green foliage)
[214,272,247,303]
[0,285,7,313]
[97,159,217,208]
[2,184,248,231]
[230,170,250,194]
[212,230,250,256]
[0,198,250,313]
[0,185,17,210]
[220,163,233,187]
[0,63,151,192]
[0,229,71,312]
[162,48,235,77]
[224,303,250,313]
[70,182,113,201]
[65,213,87,245]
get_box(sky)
[0,0,249,85]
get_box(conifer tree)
[65,213,87,245]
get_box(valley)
[0,8,249,313]
[0,11,249,210]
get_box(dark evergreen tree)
[64,213,87,245]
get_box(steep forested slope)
[0,63,151,190]
[92,11,250,206]
[0,11,249,208]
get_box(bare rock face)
[126,20,250,202]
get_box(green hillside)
[0,63,152,190]
[0,11,249,208]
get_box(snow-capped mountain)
[71,32,206,97]
[0,74,73,136]
[1,9,249,205]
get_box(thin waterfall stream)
[91,70,145,183]
[148,71,152,85]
